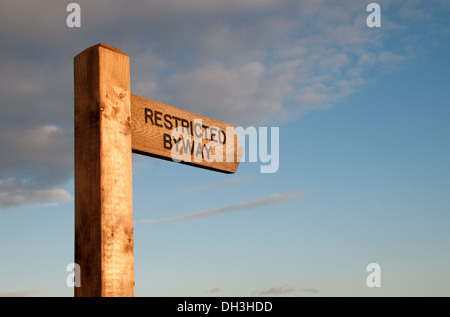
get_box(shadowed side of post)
[74,43,134,297]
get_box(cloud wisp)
[259,285,296,295]
[135,190,304,224]
[254,285,319,296]
[206,288,221,294]
[301,288,319,294]
[0,290,35,297]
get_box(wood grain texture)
[131,94,242,173]
[74,43,134,297]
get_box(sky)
[0,0,449,297]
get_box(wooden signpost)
[131,94,241,174]
[74,43,242,297]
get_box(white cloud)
[141,4,370,123]
[163,62,274,124]
[378,50,415,72]
[0,179,72,209]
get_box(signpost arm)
[74,43,134,297]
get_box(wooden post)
[74,43,134,297]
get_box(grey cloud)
[0,125,73,186]
[0,180,72,209]
[130,0,432,125]
[0,58,73,130]
[1,0,448,208]
[0,125,73,209]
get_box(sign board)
[131,94,242,173]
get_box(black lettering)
[181,119,189,130]
[172,135,182,142]
[172,135,182,151]
[163,133,172,150]
[173,116,181,127]
[210,127,217,142]
[202,125,210,140]
[174,137,180,152]
[164,114,173,130]
[144,108,154,125]
[219,129,226,144]
[191,140,195,156]
[154,111,163,128]
[195,141,203,158]
[194,122,202,138]
[204,144,212,160]
[180,138,192,155]
[178,126,190,136]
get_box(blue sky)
[0,0,449,297]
